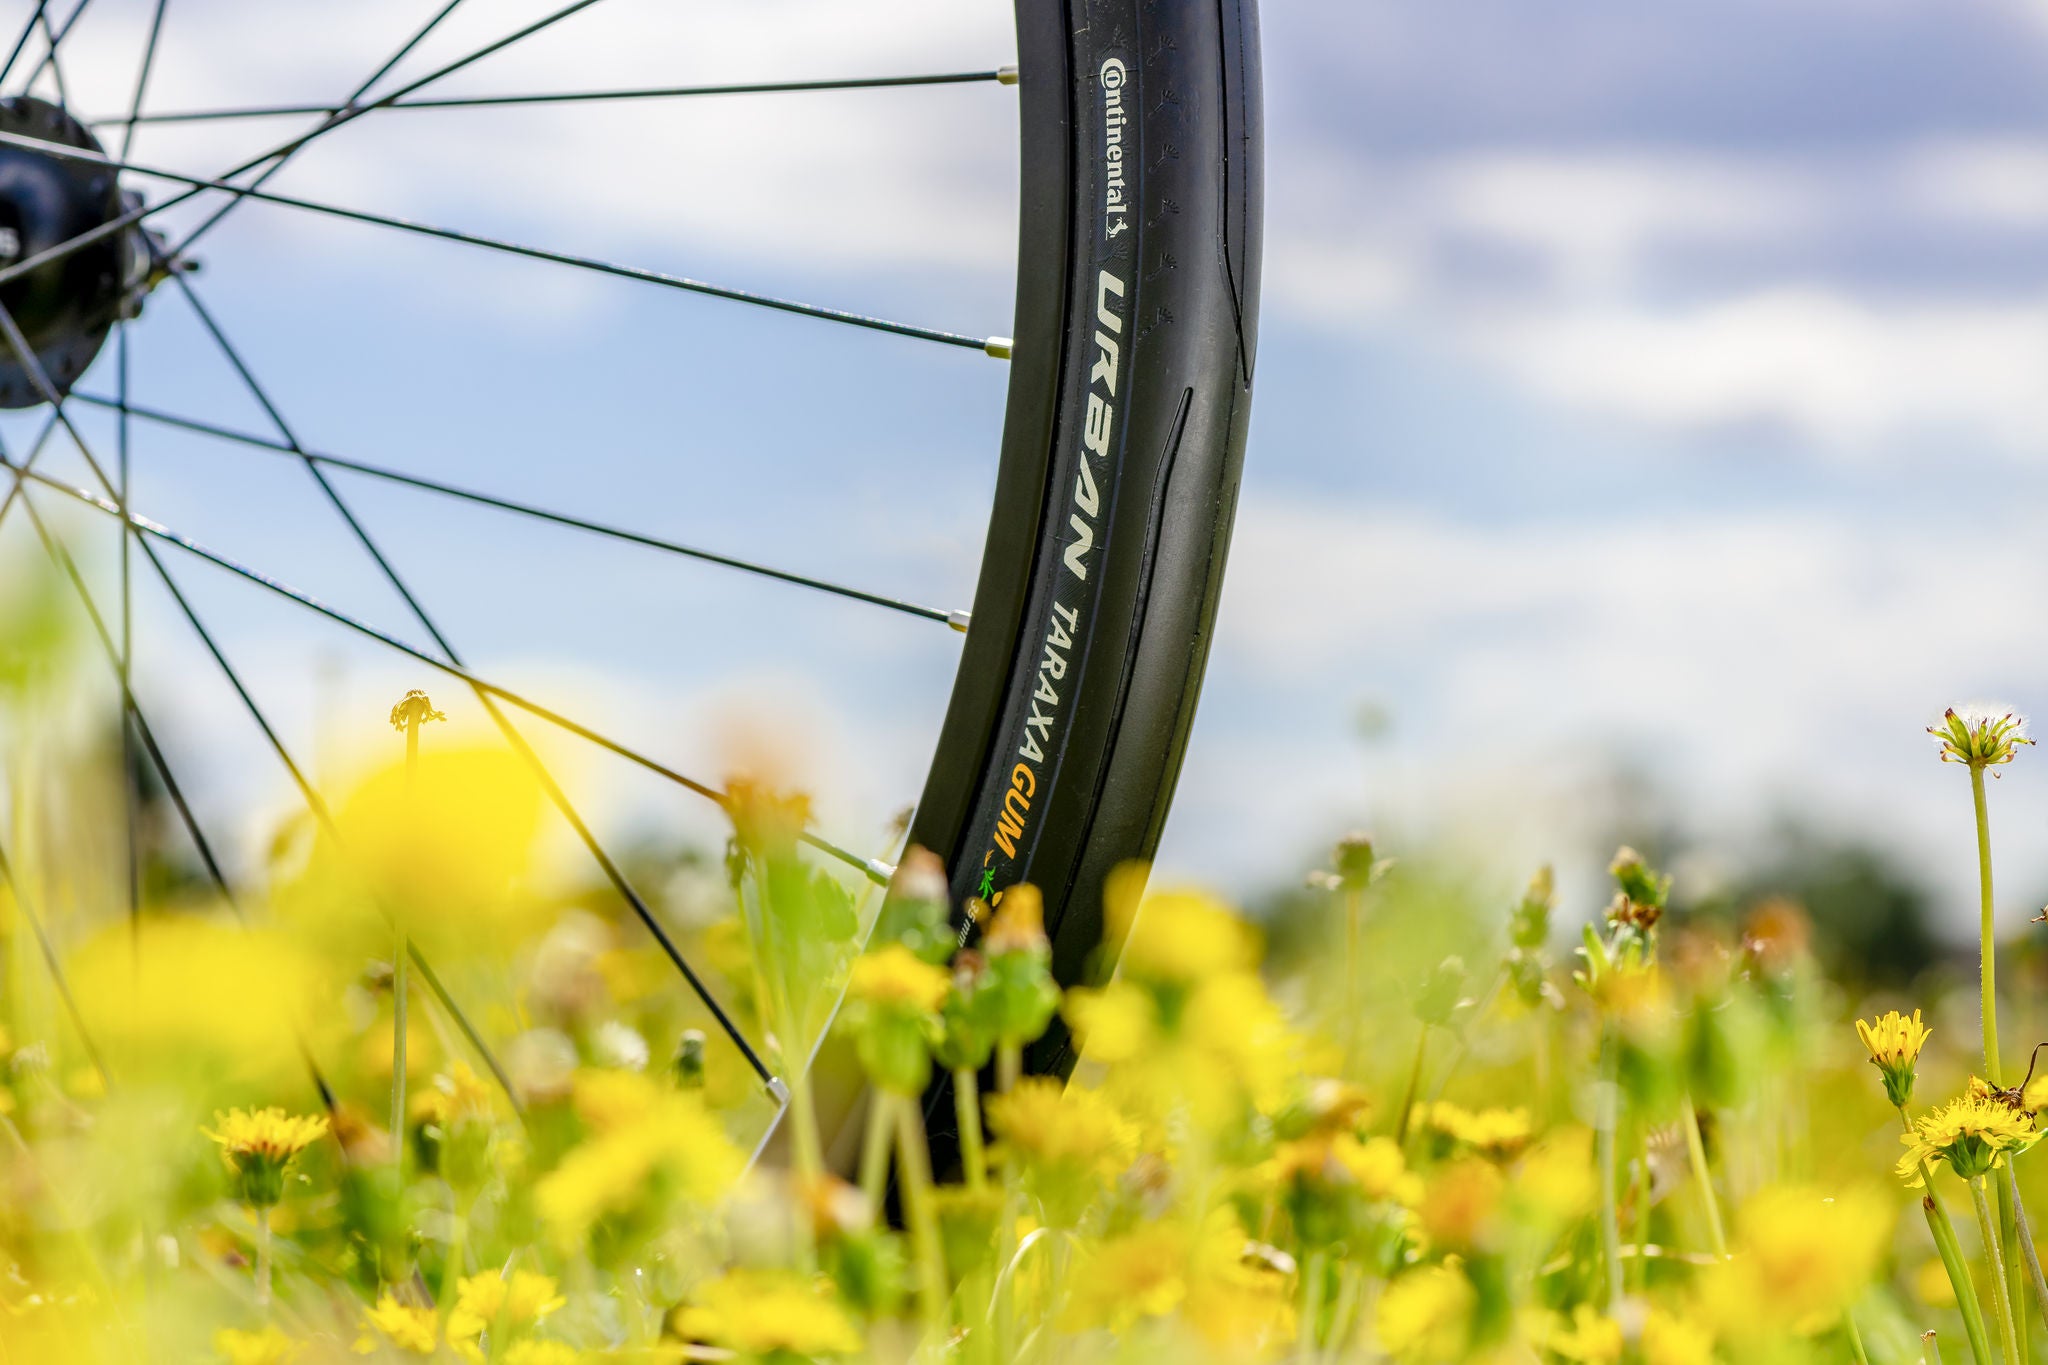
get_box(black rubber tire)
[912,0,1263,1093]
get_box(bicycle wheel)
[0,0,1260,1146]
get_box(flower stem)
[954,1067,988,1193]
[2006,1164,2048,1344]
[1847,1307,1872,1365]
[1974,1176,2022,1365]
[1297,1250,1327,1360]
[1906,1114,1994,1365]
[1596,1029,1624,1309]
[2003,1176,2031,1365]
[858,1091,892,1211]
[1681,1094,1727,1257]
[1393,1025,1429,1147]
[254,1204,272,1310]
[892,1093,950,1348]
[996,1043,1022,1095]
[1972,764,2001,1084]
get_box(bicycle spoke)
[114,0,167,162]
[97,67,1017,126]
[11,483,238,911]
[0,129,1002,353]
[32,6,68,108]
[0,1,49,90]
[0,0,614,297]
[67,391,969,626]
[0,831,109,1084]
[168,0,604,261]
[170,274,780,1083]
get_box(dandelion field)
[6,547,2048,1365]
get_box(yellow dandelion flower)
[1420,1158,1507,1253]
[1266,1132,1419,1207]
[1375,1263,1474,1362]
[534,1082,742,1248]
[1059,1220,1191,1331]
[214,1325,303,1365]
[203,1108,328,1207]
[356,1294,438,1355]
[1548,1304,1624,1363]
[1512,1127,1598,1223]
[1641,1308,1715,1365]
[1855,1009,1931,1107]
[671,1270,861,1357]
[986,1078,1139,1223]
[1897,1086,2037,1184]
[846,943,950,1013]
[1416,1101,1534,1160]
[984,882,1050,955]
[448,1270,565,1344]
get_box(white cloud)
[1470,287,2048,454]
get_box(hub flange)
[0,95,148,409]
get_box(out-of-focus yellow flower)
[534,1071,742,1247]
[1375,1262,1474,1362]
[1855,1009,1931,1108]
[72,918,319,1089]
[356,1294,438,1355]
[984,882,1050,955]
[1512,1127,1598,1223]
[1546,1304,1623,1363]
[1060,1220,1191,1331]
[671,1269,861,1357]
[846,943,950,1013]
[1182,1214,1297,1356]
[414,1059,494,1127]
[986,1078,1138,1223]
[1419,1158,1506,1253]
[334,745,544,934]
[447,1270,564,1349]
[1897,1086,2037,1184]
[1107,882,1260,987]
[214,1325,303,1365]
[203,1108,327,1207]
[1702,1184,1891,1338]
[1265,1132,1420,1207]
[1913,1256,1958,1308]
[1063,981,1156,1064]
[1641,1308,1715,1365]
[1415,1101,1534,1160]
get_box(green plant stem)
[254,1204,273,1310]
[893,1093,949,1349]
[1297,1250,1327,1361]
[858,1092,892,1210]
[2003,1176,2030,1365]
[1596,1030,1624,1309]
[1905,1113,1995,1365]
[2006,1164,2048,1343]
[1847,1307,1872,1365]
[996,1042,1022,1095]
[440,1201,468,1312]
[1974,1176,2022,1365]
[954,1067,988,1193]
[1972,765,2001,1084]
[1630,1136,1652,1292]
[1393,1025,1429,1147]
[1681,1094,1727,1256]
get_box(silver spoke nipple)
[947,609,972,634]
[996,65,1020,86]
[765,1076,792,1105]
[865,856,898,884]
[984,336,1013,360]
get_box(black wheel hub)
[0,96,149,409]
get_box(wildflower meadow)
[5,556,2048,1365]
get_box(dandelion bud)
[1608,846,1671,927]
[985,884,1049,956]
[1929,704,2033,770]
[1855,1009,1931,1108]
[873,845,953,964]
[1332,832,1387,891]
[672,1029,708,1090]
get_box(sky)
[7,0,2048,941]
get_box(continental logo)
[1101,58,1129,238]
[972,267,1127,908]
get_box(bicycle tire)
[913,0,1263,1090]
